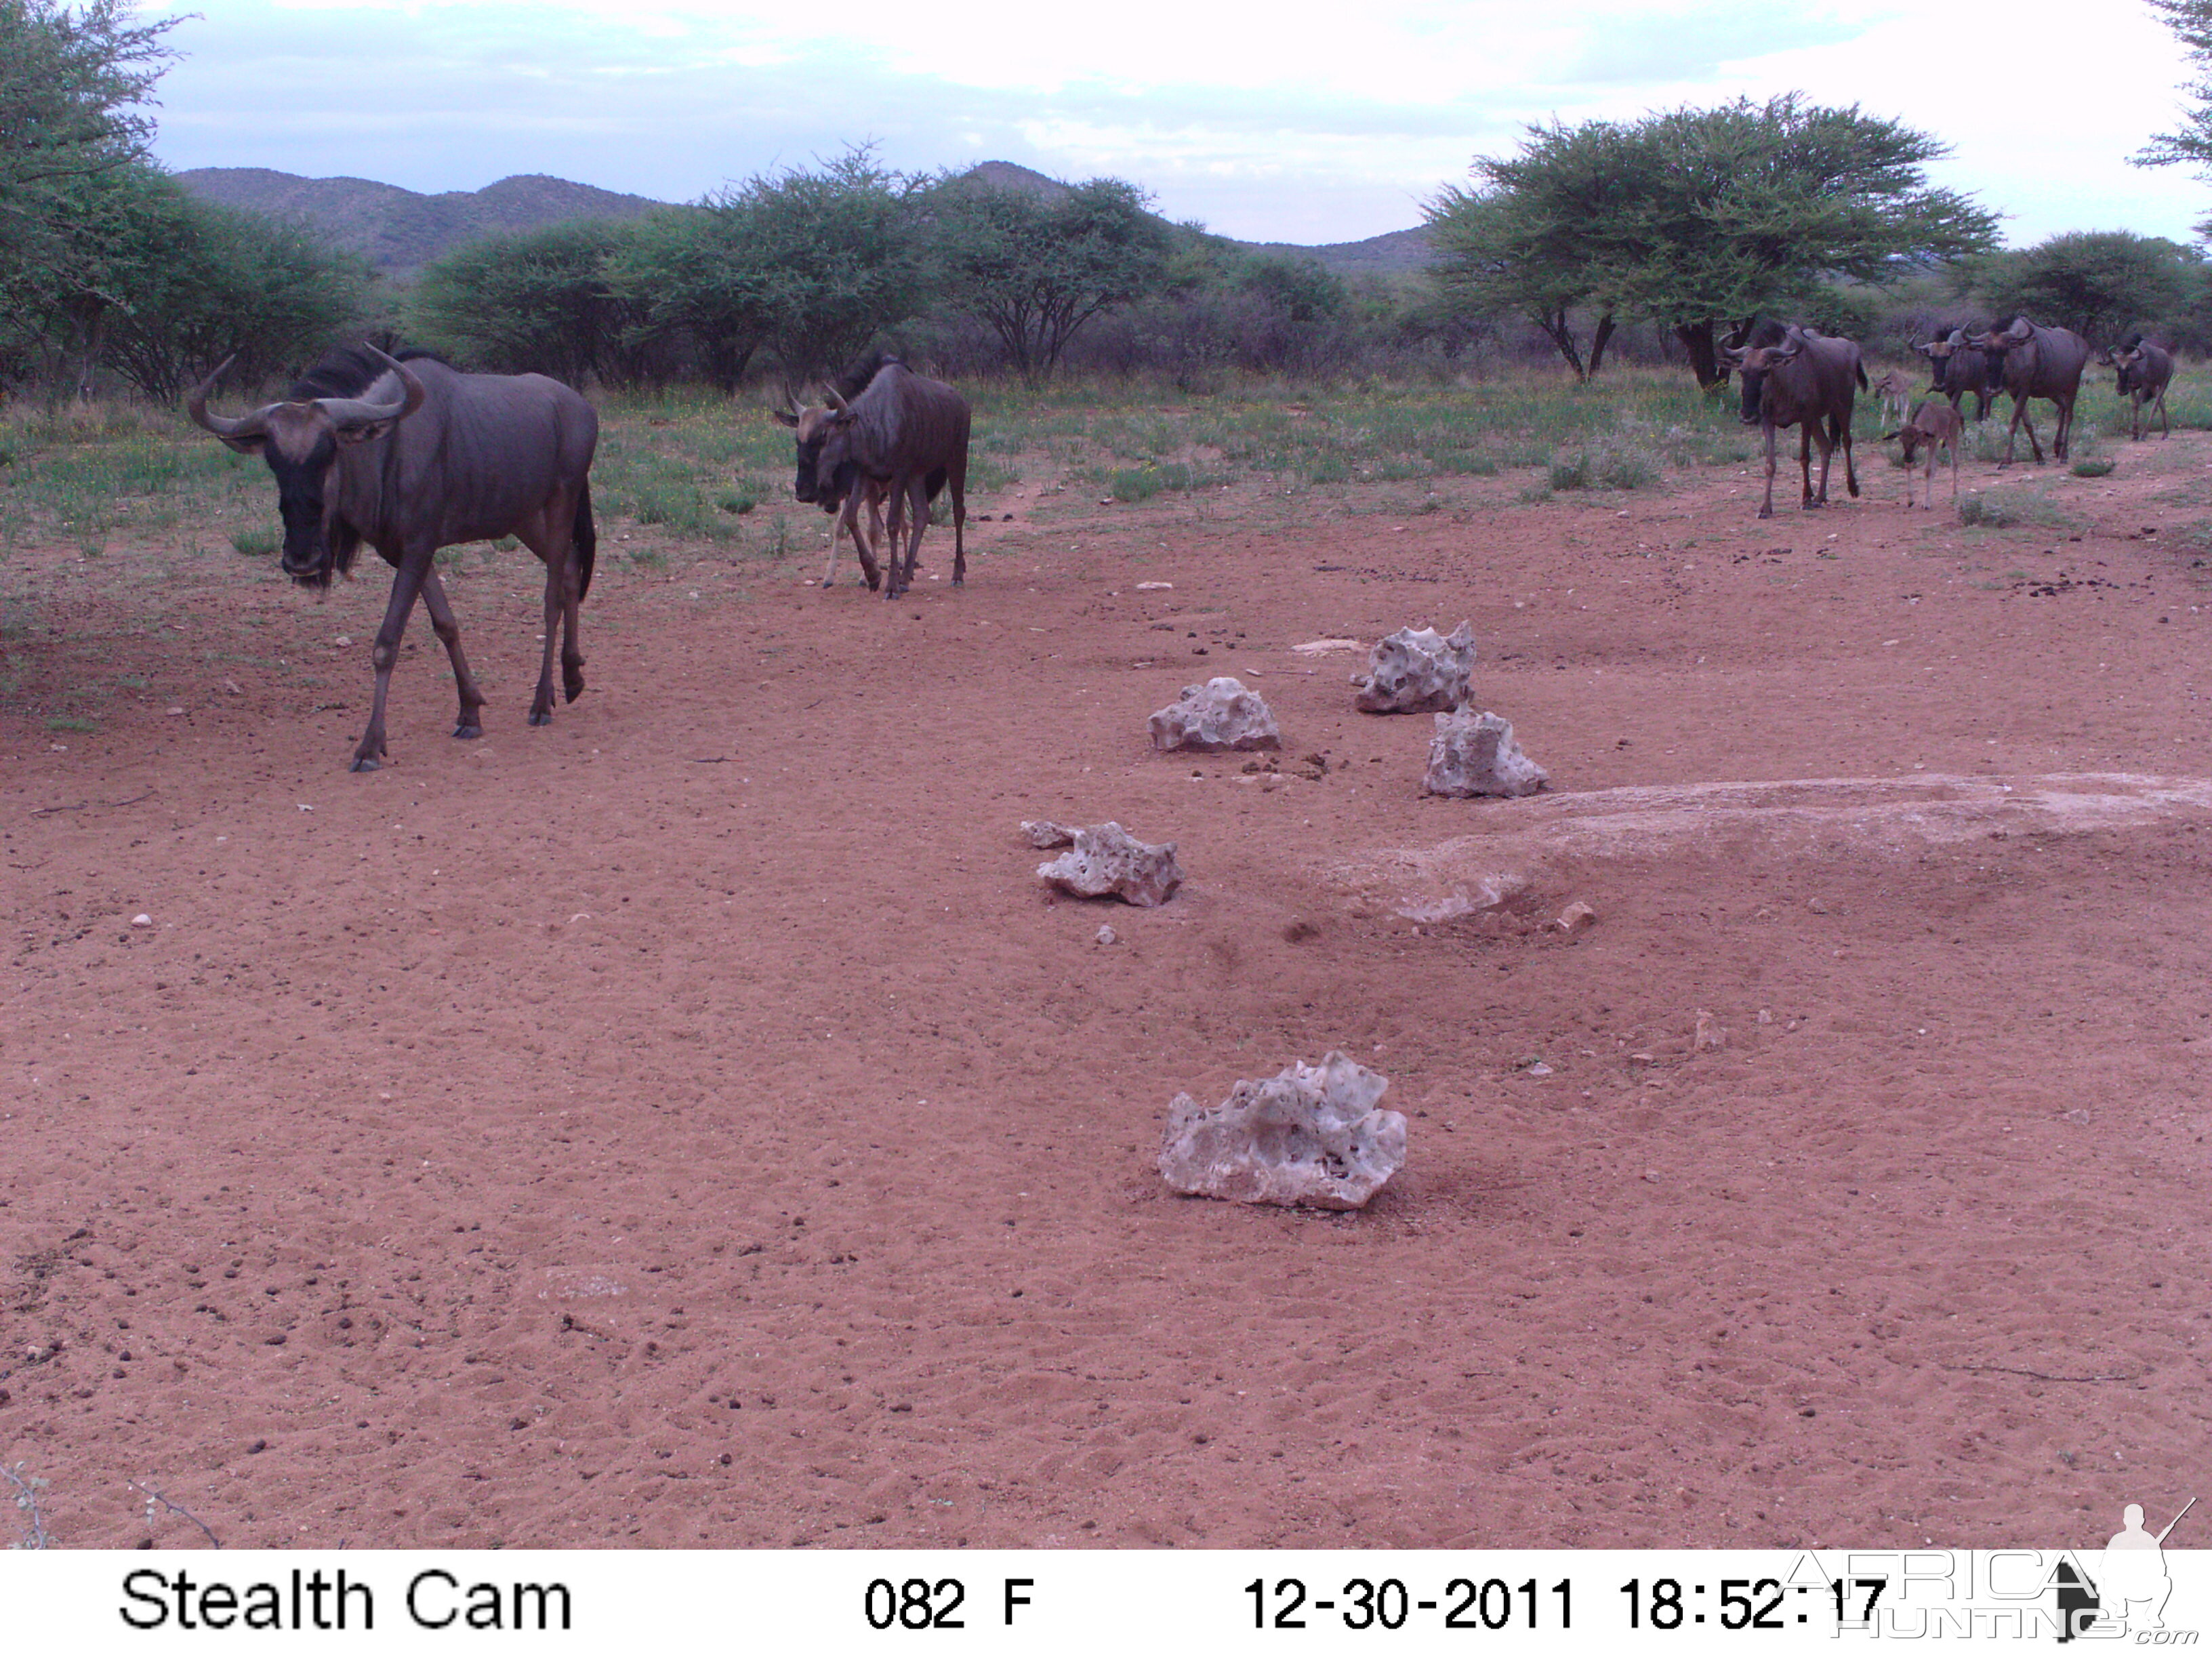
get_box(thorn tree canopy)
[2139,0,2212,171]
[1428,94,1998,386]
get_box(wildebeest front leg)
[2053,395,2074,462]
[2005,396,2044,466]
[417,569,486,739]
[354,556,432,771]
[887,474,928,599]
[1759,424,1778,519]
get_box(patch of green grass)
[1960,489,2078,530]
[2070,459,2116,478]
[1099,459,1227,501]
[1549,442,1656,491]
[43,715,96,733]
[231,525,278,557]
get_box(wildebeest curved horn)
[186,355,270,439]
[823,384,852,416]
[315,344,426,430]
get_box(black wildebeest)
[1969,315,2091,465]
[1884,398,1964,510]
[2104,335,2174,441]
[1722,322,1866,519]
[190,343,598,771]
[779,358,970,600]
[1917,327,2001,422]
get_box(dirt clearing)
[4,432,2210,1548]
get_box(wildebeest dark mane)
[833,352,901,401]
[289,344,449,403]
[1738,318,1791,350]
[1990,313,2029,335]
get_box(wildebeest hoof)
[1757,506,1775,520]
[529,710,553,726]
[454,722,482,740]
[562,680,585,705]
[350,755,381,773]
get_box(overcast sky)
[150,0,2211,249]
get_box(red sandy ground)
[3,426,2210,1551]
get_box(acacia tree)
[926,177,1172,382]
[718,150,923,391]
[1433,96,1996,387]
[602,205,776,392]
[1427,120,1638,379]
[1967,230,2202,346]
[0,0,180,383]
[2139,0,2212,188]
[407,220,658,386]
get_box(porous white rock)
[1149,677,1280,753]
[1021,819,1077,849]
[1354,622,1475,713]
[1422,710,1548,798]
[1036,821,1184,907]
[1158,1051,1406,1210]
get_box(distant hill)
[174,169,667,274]
[1240,226,1432,277]
[174,163,1432,281]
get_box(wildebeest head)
[1721,324,1807,426]
[1971,314,2036,360]
[188,346,426,586]
[1917,327,1967,384]
[771,400,847,507]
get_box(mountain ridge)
[173,163,1431,279]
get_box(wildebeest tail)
[1855,361,1868,392]
[574,482,598,602]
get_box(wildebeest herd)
[186,317,2169,767]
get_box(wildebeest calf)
[1869,369,1914,432]
[1885,398,1964,510]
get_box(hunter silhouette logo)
[2057,1496,2195,1641]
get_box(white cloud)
[152,0,2212,245]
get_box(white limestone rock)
[1422,709,1548,798]
[1037,821,1184,907]
[1149,677,1280,753]
[1021,819,1077,849]
[1158,1052,1406,1210]
[1355,622,1475,714]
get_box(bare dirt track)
[5,430,2212,1550]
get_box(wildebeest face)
[266,421,342,582]
[1918,333,1957,387]
[773,405,846,505]
[187,348,422,587]
[221,407,394,586]
[1731,340,1800,426]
